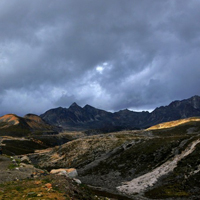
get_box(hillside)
[28,117,200,199]
[0,114,66,155]
[0,114,58,137]
[40,95,200,131]
[0,114,20,126]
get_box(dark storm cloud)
[0,0,200,116]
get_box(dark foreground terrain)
[27,117,200,199]
[1,116,200,199]
[0,155,116,200]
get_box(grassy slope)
[0,114,58,137]
[144,121,200,199]
[28,119,200,199]
[0,174,105,200]
[1,116,200,199]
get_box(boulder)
[58,170,67,176]
[20,155,31,164]
[66,168,78,178]
[73,178,82,184]
[45,183,52,189]
[50,168,67,174]
[50,168,78,178]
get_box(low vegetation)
[0,175,104,200]
[27,119,200,199]
[1,117,200,199]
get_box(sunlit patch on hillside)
[146,117,200,130]
[0,114,20,127]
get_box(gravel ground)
[0,155,41,184]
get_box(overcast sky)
[0,0,200,116]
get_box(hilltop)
[0,113,58,137]
[0,114,67,155]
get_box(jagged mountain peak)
[40,95,200,131]
[68,102,82,110]
[70,102,79,107]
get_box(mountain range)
[0,95,200,135]
[40,95,200,131]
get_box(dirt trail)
[117,139,200,195]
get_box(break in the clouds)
[0,0,200,116]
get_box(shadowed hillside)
[28,117,200,199]
[40,95,200,131]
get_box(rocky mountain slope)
[28,117,200,199]
[40,95,200,131]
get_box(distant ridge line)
[40,95,200,131]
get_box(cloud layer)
[0,0,200,116]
